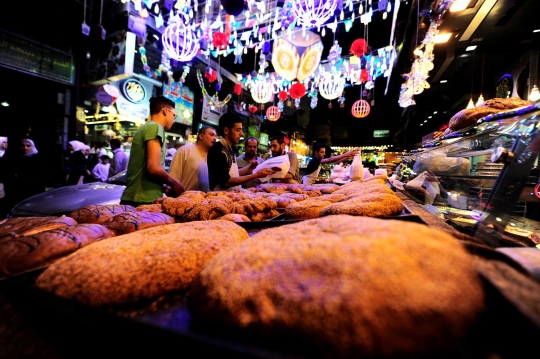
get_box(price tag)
[81,23,90,36]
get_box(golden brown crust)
[189,215,485,358]
[0,224,114,277]
[284,200,332,219]
[479,97,532,110]
[36,221,249,306]
[101,211,175,235]
[320,192,403,217]
[0,216,78,243]
[67,205,136,224]
[135,204,163,213]
[449,107,500,131]
[217,214,252,222]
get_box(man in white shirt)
[236,137,264,188]
[109,138,128,178]
[92,155,111,182]
[268,134,300,184]
[169,125,217,192]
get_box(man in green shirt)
[120,96,185,206]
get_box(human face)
[315,148,326,159]
[224,122,244,144]
[163,107,177,130]
[0,139,7,150]
[199,128,217,149]
[245,139,258,157]
[270,139,285,157]
[20,141,33,155]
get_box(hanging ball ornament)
[318,73,345,100]
[250,80,274,104]
[248,105,259,114]
[266,106,281,121]
[351,100,371,118]
[162,22,199,62]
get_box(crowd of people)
[0,95,359,218]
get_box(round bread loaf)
[101,211,174,235]
[0,216,78,243]
[67,204,136,224]
[188,215,485,358]
[36,221,249,306]
[449,107,500,131]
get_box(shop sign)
[163,82,194,126]
[95,84,120,106]
[116,98,149,119]
[0,29,74,85]
[122,79,147,104]
[373,130,389,138]
[201,97,227,126]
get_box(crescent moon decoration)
[196,70,232,108]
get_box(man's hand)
[165,177,185,197]
[346,148,360,157]
[254,168,276,178]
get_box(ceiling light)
[476,94,485,107]
[428,116,432,119]
[529,85,540,102]
[433,111,438,114]
[466,45,477,51]
[433,33,452,44]
[466,98,475,109]
[440,80,448,83]
[0,101,9,107]
[450,0,471,12]
[533,29,540,33]
[424,120,427,123]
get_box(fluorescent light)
[440,80,448,83]
[0,101,9,107]
[466,45,477,51]
[450,0,470,12]
[433,111,438,114]
[428,116,432,119]
[433,33,452,44]
[534,29,540,33]
[424,120,427,123]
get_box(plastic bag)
[350,154,364,181]
[253,154,290,183]
[405,171,440,205]
[413,152,471,176]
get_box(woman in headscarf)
[0,136,12,218]
[66,140,89,185]
[12,139,46,203]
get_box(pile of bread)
[447,97,532,132]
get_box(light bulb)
[529,85,540,102]
[475,94,485,107]
[466,98,475,109]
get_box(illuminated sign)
[373,130,390,138]
[122,79,147,104]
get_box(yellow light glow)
[433,33,452,44]
[450,0,470,12]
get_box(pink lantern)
[351,100,370,118]
[266,106,281,121]
[95,84,120,106]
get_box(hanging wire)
[99,0,104,26]
[83,0,87,23]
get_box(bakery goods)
[101,211,174,235]
[135,204,163,213]
[284,199,332,219]
[0,224,114,278]
[478,97,532,110]
[320,192,402,217]
[188,215,485,358]
[36,221,249,306]
[67,204,136,224]
[217,214,252,222]
[449,107,500,131]
[0,216,78,243]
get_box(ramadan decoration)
[318,73,345,100]
[162,21,199,62]
[250,79,274,104]
[266,106,281,121]
[292,0,338,29]
[351,99,371,118]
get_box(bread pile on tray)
[448,97,532,132]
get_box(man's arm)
[238,160,258,176]
[320,149,359,164]
[224,168,276,187]
[288,153,300,181]
[146,138,185,196]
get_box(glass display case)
[395,103,540,248]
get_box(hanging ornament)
[266,106,281,121]
[318,73,345,100]
[248,104,259,114]
[204,67,217,83]
[289,82,306,99]
[328,102,333,109]
[292,0,338,29]
[277,101,284,112]
[360,69,369,83]
[294,98,301,108]
[280,0,296,29]
[278,90,289,102]
[233,83,242,96]
[327,41,342,66]
[338,92,345,108]
[162,22,199,62]
[212,31,228,50]
[310,96,318,109]
[351,99,371,118]
[250,79,274,104]
[350,38,368,57]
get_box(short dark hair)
[218,112,243,134]
[244,137,258,147]
[100,155,110,161]
[149,96,175,115]
[110,138,121,149]
[313,143,325,152]
[269,134,285,144]
[197,125,215,141]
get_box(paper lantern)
[292,0,338,29]
[350,38,368,57]
[95,84,120,105]
[248,105,259,114]
[212,31,228,50]
[250,80,274,104]
[278,90,289,102]
[162,22,199,62]
[266,106,281,121]
[233,83,242,96]
[318,73,345,100]
[289,82,306,99]
[351,100,371,118]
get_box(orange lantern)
[266,106,281,121]
[351,100,370,118]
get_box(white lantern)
[292,0,338,29]
[162,21,199,62]
[318,73,345,100]
[250,79,274,104]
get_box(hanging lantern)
[212,31,228,50]
[248,105,259,113]
[162,22,199,62]
[233,83,243,96]
[350,38,368,57]
[278,90,289,102]
[292,0,338,29]
[250,79,274,104]
[266,106,281,121]
[289,82,306,99]
[351,100,371,118]
[318,73,345,100]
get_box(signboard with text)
[163,82,194,126]
[373,130,390,138]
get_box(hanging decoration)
[162,21,199,62]
[289,82,307,99]
[196,69,232,108]
[278,91,289,102]
[233,83,243,96]
[338,91,346,108]
[266,106,281,121]
[351,99,371,118]
[212,31,228,50]
[318,73,345,100]
[204,67,218,83]
[281,0,296,29]
[350,38,368,57]
[248,104,259,114]
[327,41,342,66]
[250,79,274,104]
[292,0,338,29]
